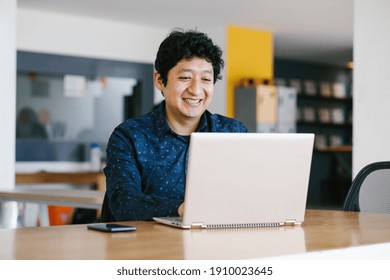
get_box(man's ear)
[153,72,164,92]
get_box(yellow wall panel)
[227,26,273,117]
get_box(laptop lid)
[156,132,314,229]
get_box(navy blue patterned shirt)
[103,101,248,221]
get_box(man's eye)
[179,76,191,80]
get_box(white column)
[0,0,17,228]
[353,0,390,177]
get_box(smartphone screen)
[87,223,137,232]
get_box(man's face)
[154,57,214,126]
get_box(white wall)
[17,8,228,116]
[204,27,227,115]
[0,0,18,228]
[0,0,16,188]
[17,8,165,63]
[353,0,390,176]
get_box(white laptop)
[153,132,314,229]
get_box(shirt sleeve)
[238,122,249,133]
[103,127,183,221]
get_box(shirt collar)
[154,101,171,136]
[154,101,210,136]
[196,112,208,132]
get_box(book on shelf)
[329,135,343,146]
[303,107,316,122]
[320,82,332,97]
[318,108,331,123]
[331,108,345,124]
[289,79,302,95]
[315,134,327,149]
[304,80,317,96]
[332,82,347,99]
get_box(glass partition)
[16,51,154,162]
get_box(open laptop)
[153,132,314,229]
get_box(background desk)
[15,171,106,192]
[0,189,104,227]
[14,171,106,225]
[1,210,390,259]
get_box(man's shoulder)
[207,111,248,132]
[115,111,155,135]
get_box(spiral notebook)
[153,132,314,229]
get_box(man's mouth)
[184,98,201,105]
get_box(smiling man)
[102,29,248,222]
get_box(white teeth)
[184,98,200,104]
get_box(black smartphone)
[87,223,137,232]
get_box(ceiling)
[17,0,353,66]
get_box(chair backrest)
[100,193,115,222]
[343,161,390,213]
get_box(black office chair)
[343,161,390,213]
[101,193,115,222]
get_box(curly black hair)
[154,28,224,86]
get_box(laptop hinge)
[191,222,205,229]
[284,219,299,226]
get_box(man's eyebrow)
[177,68,213,74]
[177,68,191,74]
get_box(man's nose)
[188,79,202,95]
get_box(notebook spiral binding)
[206,222,281,229]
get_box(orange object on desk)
[48,206,73,226]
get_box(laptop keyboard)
[165,217,182,222]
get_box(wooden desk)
[1,210,390,260]
[0,189,104,226]
[15,171,106,192]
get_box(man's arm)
[104,129,183,221]
[178,203,184,217]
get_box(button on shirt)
[103,101,248,221]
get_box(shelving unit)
[274,58,353,209]
[296,95,353,150]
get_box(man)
[102,29,248,222]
